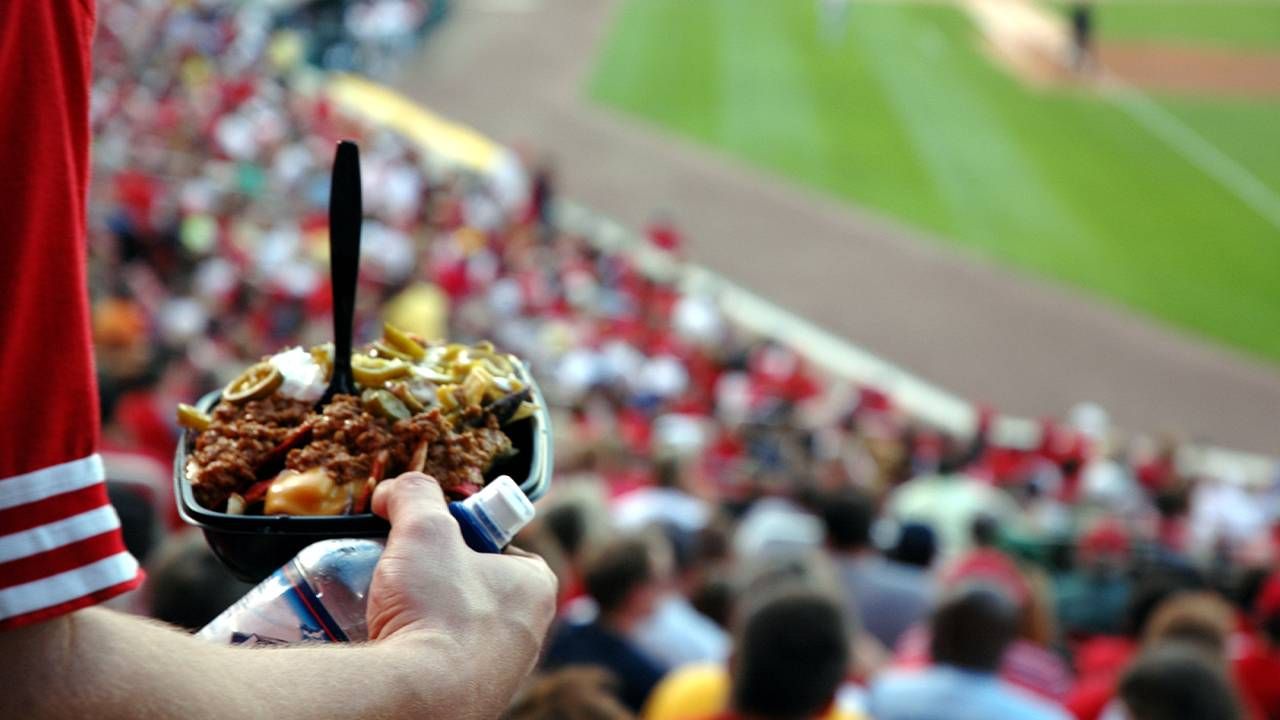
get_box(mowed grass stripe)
[1156,96,1280,203]
[589,0,1280,362]
[854,6,1097,265]
[930,5,1280,344]
[715,0,827,180]
[591,0,723,141]
[792,7,948,229]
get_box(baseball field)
[589,0,1280,363]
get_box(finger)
[372,471,447,524]
[502,545,543,560]
[483,545,557,581]
[480,551,559,620]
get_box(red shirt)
[1235,643,1280,720]
[894,625,1074,703]
[0,0,143,630]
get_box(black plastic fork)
[317,140,362,408]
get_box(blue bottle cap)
[453,476,535,552]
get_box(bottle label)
[198,561,350,644]
[278,561,351,642]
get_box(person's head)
[1119,643,1242,720]
[1143,592,1235,657]
[145,530,254,631]
[818,488,874,553]
[1076,518,1131,577]
[929,584,1019,673]
[583,536,660,628]
[970,514,1000,548]
[691,570,735,630]
[542,502,587,563]
[730,590,850,720]
[106,481,158,565]
[887,522,936,568]
[502,668,634,720]
[654,520,727,598]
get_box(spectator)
[143,530,254,632]
[887,522,938,569]
[870,584,1071,720]
[819,487,934,648]
[612,456,711,534]
[631,525,731,668]
[1117,643,1242,720]
[645,586,860,720]
[895,520,1073,703]
[504,668,635,720]
[725,590,852,720]
[1236,572,1280,719]
[1082,589,1266,719]
[886,469,1020,559]
[543,537,668,712]
[1055,518,1132,638]
[1142,591,1234,654]
[538,500,591,607]
[106,482,159,566]
[1065,568,1208,720]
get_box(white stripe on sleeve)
[0,505,122,563]
[0,454,104,511]
[0,552,139,622]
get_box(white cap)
[462,475,535,548]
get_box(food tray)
[174,359,552,582]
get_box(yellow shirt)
[643,663,866,720]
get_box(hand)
[366,472,557,713]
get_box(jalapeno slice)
[223,362,283,403]
[362,388,411,422]
[382,322,426,360]
[351,354,410,387]
[176,403,212,431]
[371,341,412,362]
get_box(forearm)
[1,607,508,720]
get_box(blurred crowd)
[88,1,1280,719]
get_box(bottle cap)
[458,475,535,549]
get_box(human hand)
[367,472,557,715]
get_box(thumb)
[372,471,448,526]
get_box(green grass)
[589,0,1280,364]
[1041,0,1280,50]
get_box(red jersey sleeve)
[0,0,143,631]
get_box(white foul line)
[1103,79,1280,233]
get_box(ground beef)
[188,393,516,510]
[189,396,312,509]
[284,395,398,487]
[390,410,451,467]
[417,413,513,497]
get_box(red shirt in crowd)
[0,0,144,630]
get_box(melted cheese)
[264,469,353,516]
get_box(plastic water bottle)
[198,475,535,644]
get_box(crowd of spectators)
[87,1,1280,719]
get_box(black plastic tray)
[175,360,553,582]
